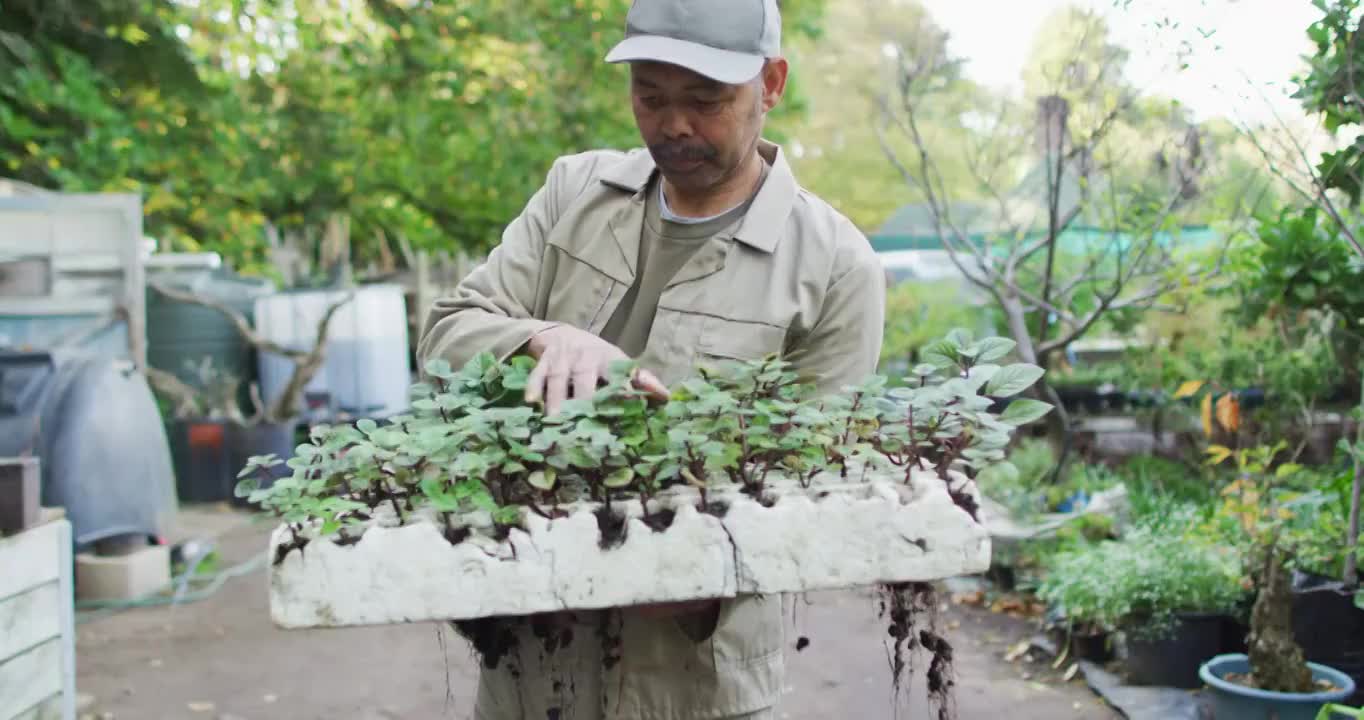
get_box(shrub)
[1038,517,1247,639]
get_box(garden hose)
[1317,705,1364,720]
[74,551,268,624]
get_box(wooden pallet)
[0,509,76,720]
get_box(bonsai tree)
[144,281,355,427]
[1206,442,1326,692]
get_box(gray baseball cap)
[605,0,782,85]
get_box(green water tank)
[144,255,275,412]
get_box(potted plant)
[1199,442,1358,718]
[145,282,355,503]
[1037,515,1245,685]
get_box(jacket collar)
[598,139,796,254]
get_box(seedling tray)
[267,467,989,628]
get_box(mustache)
[649,141,717,164]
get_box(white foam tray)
[267,467,991,628]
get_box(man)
[417,0,885,717]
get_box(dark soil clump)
[529,614,576,654]
[947,486,980,520]
[795,636,811,652]
[454,617,519,671]
[757,492,777,508]
[594,506,628,549]
[921,627,956,719]
[491,523,514,543]
[443,525,472,545]
[334,530,363,547]
[699,499,730,518]
[643,508,677,533]
[272,533,309,566]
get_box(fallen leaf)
[1004,641,1030,662]
[991,596,1026,614]
[187,702,215,713]
[947,620,961,630]
[1063,663,1080,682]
[953,590,985,606]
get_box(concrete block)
[75,543,170,602]
[0,457,40,535]
[268,466,991,629]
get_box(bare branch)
[148,281,307,360]
[874,92,1000,291]
[1236,73,1364,260]
[264,291,356,423]
[144,367,203,420]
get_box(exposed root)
[878,581,957,719]
[598,609,623,671]
[530,614,578,719]
[453,617,519,671]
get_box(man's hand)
[524,325,670,415]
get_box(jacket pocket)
[695,316,788,364]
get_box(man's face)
[629,60,785,194]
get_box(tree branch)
[264,290,356,423]
[148,281,307,360]
[144,366,204,420]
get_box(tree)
[2,0,829,273]
[874,6,1237,470]
[1277,0,1364,588]
[774,0,984,230]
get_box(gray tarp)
[0,349,176,549]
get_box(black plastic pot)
[1292,572,1364,706]
[1125,612,1225,689]
[1219,612,1249,655]
[167,418,238,503]
[227,420,298,506]
[167,418,300,505]
[1069,630,1114,663]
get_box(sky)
[915,0,1323,126]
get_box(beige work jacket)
[418,139,886,720]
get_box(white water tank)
[253,284,411,420]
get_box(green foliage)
[237,331,1051,543]
[1038,518,1246,638]
[1,0,828,270]
[974,437,1125,521]
[1196,444,1360,582]
[1228,207,1364,333]
[880,280,995,374]
[1293,0,1364,204]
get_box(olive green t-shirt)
[600,166,769,357]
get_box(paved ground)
[74,507,1120,720]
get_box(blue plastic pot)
[1200,653,1357,720]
